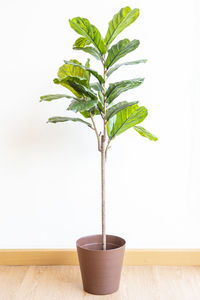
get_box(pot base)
[76,234,126,295]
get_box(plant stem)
[101,56,107,250]
[101,134,106,250]
[105,138,112,161]
[90,112,101,151]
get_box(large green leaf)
[97,101,104,112]
[78,98,103,118]
[90,82,104,103]
[72,36,101,61]
[105,101,138,120]
[104,7,139,47]
[90,82,102,92]
[69,17,106,55]
[98,91,104,104]
[80,112,89,118]
[54,75,88,87]
[56,60,89,97]
[67,98,98,113]
[107,59,147,77]
[105,39,139,69]
[54,76,97,100]
[106,78,144,104]
[57,60,88,81]
[80,107,101,118]
[107,104,148,139]
[40,94,79,102]
[73,46,102,61]
[133,126,158,141]
[84,58,91,83]
[47,116,92,128]
[64,60,104,84]
[73,37,90,47]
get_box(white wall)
[0,0,199,248]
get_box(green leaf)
[85,58,90,68]
[78,98,103,118]
[104,7,139,47]
[80,107,100,118]
[54,75,88,87]
[40,94,79,102]
[90,83,104,103]
[105,39,139,69]
[69,17,106,55]
[90,82,102,92]
[106,78,144,104]
[98,91,104,104]
[133,126,158,141]
[97,101,104,112]
[56,60,89,97]
[67,98,98,113]
[58,59,88,81]
[54,76,97,100]
[73,46,102,61]
[107,104,148,139]
[80,111,90,118]
[47,116,92,128]
[107,59,147,77]
[64,60,104,84]
[73,37,90,47]
[84,58,91,83]
[105,101,138,120]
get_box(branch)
[90,112,101,152]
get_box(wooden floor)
[0,266,200,300]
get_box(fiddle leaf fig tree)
[40,6,158,250]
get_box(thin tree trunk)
[101,56,107,250]
[101,134,106,250]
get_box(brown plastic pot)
[76,234,126,295]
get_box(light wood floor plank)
[0,266,28,300]
[0,266,200,300]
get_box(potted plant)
[40,6,157,295]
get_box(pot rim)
[76,234,126,252]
